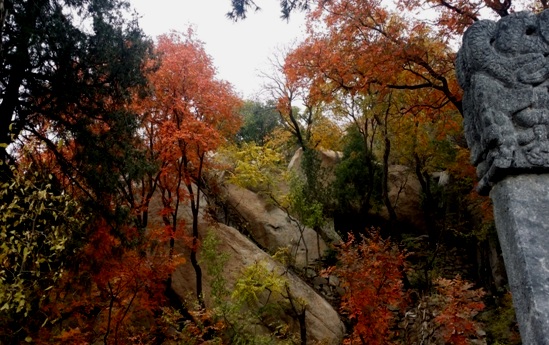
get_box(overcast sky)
[128,1,306,100]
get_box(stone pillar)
[456,10,549,345]
[491,175,549,344]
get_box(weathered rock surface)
[223,183,328,267]
[288,147,342,174]
[384,165,424,230]
[289,147,428,233]
[457,10,549,194]
[491,174,549,345]
[149,180,345,342]
[171,222,346,344]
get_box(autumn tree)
[262,47,352,246]
[229,0,549,120]
[2,140,179,344]
[334,232,406,345]
[287,0,492,254]
[262,50,311,152]
[226,1,524,342]
[0,1,167,342]
[431,276,485,345]
[36,220,181,344]
[0,1,155,282]
[138,31,241,306]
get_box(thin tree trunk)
[414,153,437,249]
[187,152,205,308]
[382,136,397,223]
[0,0,8,53]
[285,285,307,345]
[374,98,398,237]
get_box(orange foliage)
[135,29,242,306]
[433,276,485,344]
[53,328,88,345]
[284,1,547,158]
[138,30,241,221]
[448,147,494,225]
[334,232,407,345]
[38,221,182,344]
[281,0,469,185]
[286,0,463,121]
[397,0,549,35]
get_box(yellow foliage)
[219,142,287,194]
[0,164,84,317]
[232,261,285,305]
[310,114,345,151]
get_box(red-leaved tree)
[333,232,407,345]
[433,276,485,345]
[137,30,242,307]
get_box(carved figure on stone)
[456,10,549,194]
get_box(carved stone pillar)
[457,10,549,344]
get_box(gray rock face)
[456,10,549,194]
[491,175,549,345]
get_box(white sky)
[129,0,306,100]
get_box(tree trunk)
[187,153,205,308]
[382,137,398,222]
[414,153,437,249]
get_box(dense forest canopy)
[0,0,544,343]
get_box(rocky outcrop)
[154,178,346,343]
[383,165,425,231]
[171,222,346,344]
[288,148,342,173]
[288,148,426,232]
[222,183,328,268]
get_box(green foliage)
[227,0,310,20]
[0,0,153,222]
[481,292,521,345]
[232,261,285,305]
[228,260,300,345]
[286,173,325,230]
[0,164,84,319]
[238,100,282,145]
[286,149,333,229]
[334,127,382,214]
[202,232,302,344]
[202,230,230,305]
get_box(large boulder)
[288,149,426,232]
[288,148,342,173]
[171,222,346,344]
[383,165,425,231]
[223,183,328,267]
